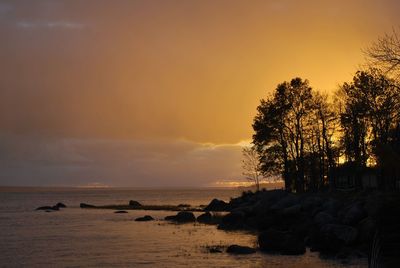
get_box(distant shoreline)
[0,183,284,192]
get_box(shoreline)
[41,188,400,264]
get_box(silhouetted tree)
[365,28,400,79]
[312,92,339,190]
[253,78,317,192]
[337,69,400,189]
[242,146,263,191]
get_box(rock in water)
[164,215,177,221]
[129,200,142,207]
[55,202,67,208]
[204,199,229,211]
[197,212,212,224]
[135,215,154,221]
[226,245,256,254]
[164,211,196,223]
[114,210,128,213]
[218,211,245,230]
[36,206,59,211]
[80,203,96,208]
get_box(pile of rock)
[213,189,388,257]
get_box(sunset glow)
[1,0,399,187]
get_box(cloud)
[0,2,12,15]
[16,20,84,29]
[0,135,245,187]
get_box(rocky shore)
[205,189,400,262]
[46,189,400,263]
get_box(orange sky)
[0,0,399,186]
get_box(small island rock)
[129,200,142,207]
[114,210,128,213]
[164,211,196,223]
[135,215,154,221]
[226,245,256,254]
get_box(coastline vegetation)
[249,29,400,193]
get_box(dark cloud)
[0,135,244,187]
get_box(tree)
[311,92,339,190]
[253,78,317,192]
[241,146,263,191]
[365,28,400,79]
[337,69,400,189]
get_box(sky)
[0,0,399,187]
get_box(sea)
[0,187,367,268]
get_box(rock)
[80,203,96,208]
[55,202,67,208]
[357,217,376,243]
[177,204,191,208]
[129,200,142,207]
[321,198,342,216]
[301,195,323,212]
[314,211,336,226]
[290,217,313,240]
[258,229,305,255]
[197,212,212,223]
[135,215,154,221]
[364,192,384,218]
[256,213,280,231]
[311,224,358,254]
[218,211,245,230]
[204,199,229,211]
[114,210,128,213]
[164,215,177,221]
[321,224,358,245]
[258,229,286,251]
[270,194,300,210]
[197,212,222,225]
[226,245,256,254]
[280,234,307,255]
[164,211,196,223]
[36,206,59,211]
[342,203,367,226]
[282,204,302,217]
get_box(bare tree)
[242,146,262,191]
[365,28,400,79]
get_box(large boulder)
[204,199,229,211]
[135,215,154,221]
[258,229,306,255]
[314,211,336,226]
[357,217,376,243]
[281,204,302,217]
[256,213,281,231]
[270,194,300,210]
[226,245,256,254]
[197,211,213,224]
[129,200,142,207]
[342,203,367,226]
[164,211,195,223]
[300,195,323,212]
[321,198,342,216]
[311,224,358,254]
[218,211,246,230]
[323,224,358,244]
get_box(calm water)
[0,187,367,268]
